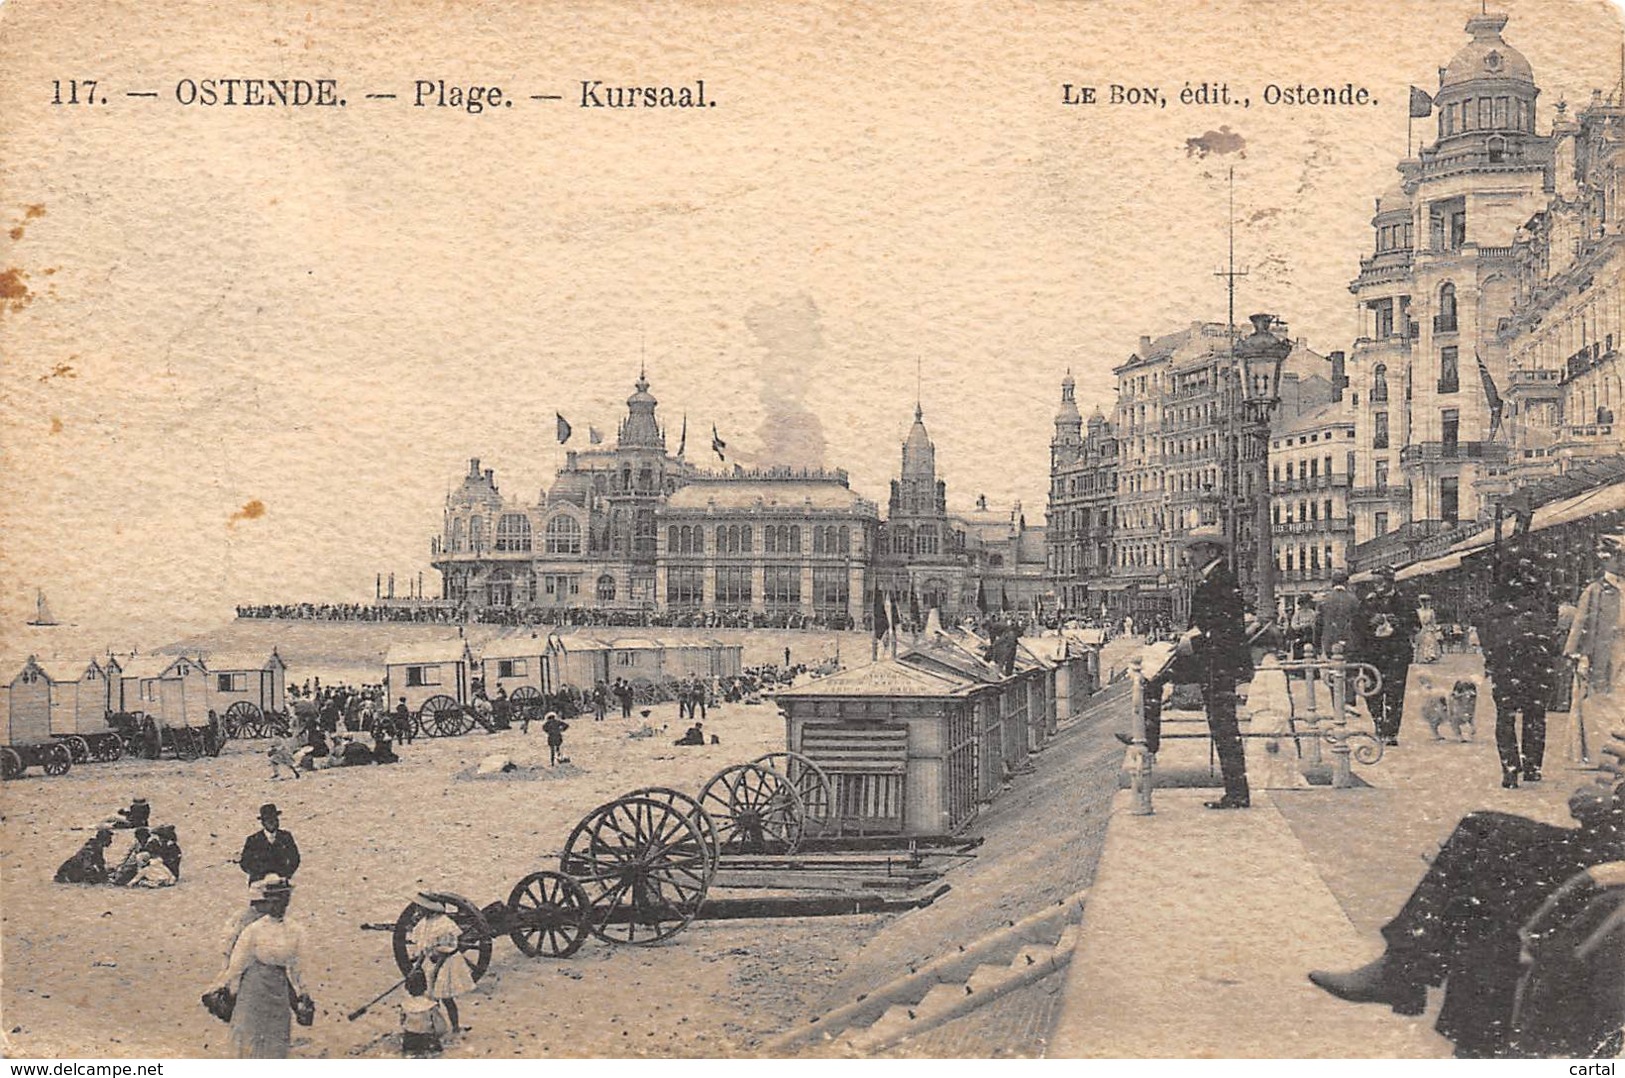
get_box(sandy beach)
[1,694,881,1059]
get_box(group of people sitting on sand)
[55,798,183,888]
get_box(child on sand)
[541,712,569,766]
[399,968,451,1057]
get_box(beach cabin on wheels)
[655,639,744,681]
[203,650,288,730]
[118,655,213,728]
[477,636,552,716]
[776,659,987,837]
[384,640,474,718]
[9,658,108,737]
[545,636,611,693]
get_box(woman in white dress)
[1414,594,1444,664]
[209,875,311,1058]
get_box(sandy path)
[1,697,877,1058]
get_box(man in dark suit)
[1182,528,1253,809]
[1356,565,1420,746]
[1119,527,1252,809]
[239,803,301,883]
[1314,572,1361,659]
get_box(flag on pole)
[886,593,900,656]
[1000,585,1011,612]
[678,414,688,457]
[588,425,603,445]
[1476,351,1504,438]
[976,579,988,614]
[1408,86,1434,117]
[556,413,573,444]
[872,587,889,640]
[711,423,727,462]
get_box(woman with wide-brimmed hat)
[208,875,313,1057]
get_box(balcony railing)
[1349,484,1410,503]
[1399,441,1507,464]
[1434,315,1459,335]
[1269,475,1351,494]
[1273,519,1355,536]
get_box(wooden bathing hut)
[9,657,110,737]
[203,649,288,725]
[118,655,212,728]
[775,658,993,837]
[383,640,473,715]
[545,635,611,693]
[477,635,552,715]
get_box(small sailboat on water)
[27,590,60,627]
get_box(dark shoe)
[1113,732,1135,747]
[1204,797,1250,810]
[1384,737,1400,747]
[1522,768,1541,783]
[1309,956,1426,1015]
[1502,770,1520,789]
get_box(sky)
[2,0,1622,646]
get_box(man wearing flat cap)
[239,803,300,884]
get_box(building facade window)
[1440,477,1460,526]
[764,565,801,607]
[546,515,583,555]
[496,514,532,552]
[1373,364,1389,403]
[1374,412,1390,449]
[1438,284,1458,333]
[1439,346,1459,393]
[1442,408,1460,453]
[666,566,704,606]
[716,565,752,605]
[596,574,616,602]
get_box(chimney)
[484,468,494,485]
[1139,335,1153,355]
[469,457,481,475]
[1329,350,1347,402]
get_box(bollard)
[1328,645,1353,789]
[1299,646,1324,769]
[1128,657,1155,815]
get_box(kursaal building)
[429,372,1047,623]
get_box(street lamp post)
[1233,312,1293,621]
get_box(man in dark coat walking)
[1478,540,1560,787]
[1356,566,1419,745]
[239,803,301,883]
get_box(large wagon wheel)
[418,695,471,738]
[63,735,91,764]
[391,891,494,983]
[173,728,200,762]
[697,763,805,854]
[224,701,262,739]
[96,734,125,762]
[264,711,292,738]
[630,677,657,706]
[509,686,544,724]
[1,747,23,780]
[621,786,722,883]
[41,741,73,777]
[506,871,591,958]
[751,751,839,837]
[560,795,710,945]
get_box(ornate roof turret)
[902,403,936,480]
[449,458,504,510]
[1053,369,1083,445]
[616,368,665,450]
[1439,12,1534,93]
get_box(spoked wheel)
[506,871,591,958]
[630,678,657,706]
[621,786,722,884]
[419,696,471,738]
[560,795,710,946]
[2,747,24,780]
[173,729,200,762]
[391,891,494,983]
[94,735,124,762]
[698,763,806,854]
[224,701,262,739]
[751,751,838,838]
[41,741,73,777]
[63,736,91,764]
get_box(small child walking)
[541,712,569,766]
[400,968,451,1057]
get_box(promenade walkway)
[1049,650,1594,1058]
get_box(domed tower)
[605,368,673,595]
[901,403,936,484]
[1051,371,1084,469]
[1430,12,1539,169]
[1393,9,1554,534]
